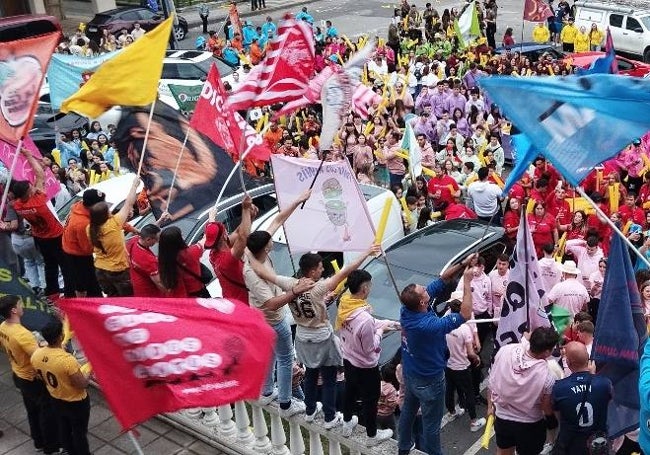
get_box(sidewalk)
[0,354,224,455]
[61,0,321,35]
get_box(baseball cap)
[630,224,643,235]
[82,189,105,207]
[204,221,226,249]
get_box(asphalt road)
[181,0,525,452]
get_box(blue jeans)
[398,372,446,455]
[262,316,294,404]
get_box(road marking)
[463,428,494,455]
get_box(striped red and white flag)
[227,15,315,111]
[352,84,382,118]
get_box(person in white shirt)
[547,260,590,319]
[131,22,146,40]
[538,243,564,292]
[565,236,604,289]
[488,254,509,322]
[467,167,503,222]
[368,55,388,77]
[485,135,505,175]
[444,299,486,433]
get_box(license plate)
[88,26,98,32]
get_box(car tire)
[174,26,186,41]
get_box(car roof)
[165,50,213,61]
[495,42,555,53]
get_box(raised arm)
[115,176,139,225]
[230,195,255,259]
[20,148,44,193]
[440,252,477,283]
[460,265,474,321]
[327,244,381,291]
[267,189,311,236]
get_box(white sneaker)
[455,405,466,416]
[470,417,486,432]
[540,442,554,455]
[445,406,465,422]
[322,412,343,429]
[366,428,393,446]
[257,388,278,406]
[340,415,358,437]
[279,400,306,418]
[305,402,323,423]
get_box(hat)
[560,260,579,275]
[82,189,105,207]
[630,223,643,235]
[204,221,226,249]
[633,138,642,146]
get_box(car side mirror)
[635,27,643,33]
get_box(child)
[377,365,399,432]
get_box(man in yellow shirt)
[32,319,90,455]
[560,17,578,52]
[0,296,59,454]
[532,22,550,43]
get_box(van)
[574,0,650,61]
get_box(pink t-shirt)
[566,240,604,289]
[446,323,473,371]
[547,278,590,318]
[489,340,556,422]
[456,273,493,315]
[488,269,509,318]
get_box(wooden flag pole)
[576,186,650,268]
[164,126,191,214]
[136,99,157,177]
[0,137,24,219]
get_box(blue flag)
[502,133,538,194]
[47,50,122,110]
[478,75,650,187]
[594,233,647,439]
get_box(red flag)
[523,0,553,22]
[190,64,271,161]
[57,297,275,429]
[0,31,60,144]
[227,16,315,111]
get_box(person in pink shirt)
[456,256,493,344]
[487,328,559,455]
[538,243,564,292]
[382,131,406,189]
[565,235,604,289]
[488,254,509,323]
[547,260,590,319]
[587,257,606,323]
[444,299,486,433]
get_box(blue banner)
[478,75,650,187]
[594,233,647,438]
[47,50,122,110]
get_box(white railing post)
[201,407,219,427]
[289,419,305,455]
[234,401,255,446]
[185,408,202,419]
[308,429,324,455]
[217,404,237,437]
[270,412,290,455]
[252,405,272,453]
[328,440,343,455]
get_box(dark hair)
[348,269,372,294]
[586,235,599,247]
[406,195,417,206]
[247,231,272,255]
[529,327,559,354]
[10,180,30,199]
[400,284,421,311]
[497,253,509,262]
[0,295,19,319]
[576,320,594,335]
[448,299,462,313]
[299,253,323,276]
[158,226,188,290]
[477,167,489,180]
[574,311,593,323]
[89,202,110,253]
[542,243,555,254]
[464,161,475,172]
[417,207,432,229]
[41,318,64,345]
[140,224,161,240]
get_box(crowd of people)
[0,0,648,454]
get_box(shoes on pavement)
[305,402,323,423]
[470,417,487,432]
[340,415,358,437]
[322,412,343,430]
[279,400,306,418]
[398,442,416,455]
[257,388,278,406]
[540,442,554,455]
[366,428,393,446]
[445,405,466,421]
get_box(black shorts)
[494,416,546,455]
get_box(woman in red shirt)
[158,226,209,298]
[528,202,558,258]
[502,197,521,249]
[560,210,588,241]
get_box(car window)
[120,11,140,21]
[138,9,156,20]
[215,58,235,77]
[626,16,642,31]
[161,63,180,79]
[610,14,624,28]
[479,242,508,273]
[617,58,633,71]
[642,16,650,30]
[175,63,208,80]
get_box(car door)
[608,13,627,52]
[622,16,645,56]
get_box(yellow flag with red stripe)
[61,16,173,117]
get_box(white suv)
[575,0,650,61]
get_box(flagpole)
[0,137,24,220]
[576,187,650,268]
[127,431,145,455]
[136,99,157,177]
[300,157,325,209]
[523,210,531,332]
[164,127,191,214]
[236,110,254,196]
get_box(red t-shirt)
[127,237,161,297]
[445,202,477,220]
[427,175,459,205]
[168,244,205,297]
[13,191,63,239]
[502,210,520,240]
[209,248,248,305]
[545,196,572,226]
[528,213,555,257]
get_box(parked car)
[575,0,650,62]
[85,7,188,43]
[349,219,508,365]
[566,51,650,76]
[494,42,565,62]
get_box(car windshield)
[641,16,650,30]
[194,56,235,78]
[57,194,82,221]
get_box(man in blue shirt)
[398,255,476,455]
[261,16,277,39]
[325,20,338,38]
[295,7,314,24]
[552,342,612,455]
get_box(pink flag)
[227,15,315,111]
[0,136,60,199]
[523,0,553,22]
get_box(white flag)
[495,211,551,349]
[270,155,375,252]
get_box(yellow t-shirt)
[0,321,38,380]
[88,215,129,272]
[31,347,87,402]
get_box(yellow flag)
[61,16,173,118]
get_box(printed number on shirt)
[291,297,315,319]
[576,402,594,427]
[37,369,58,388]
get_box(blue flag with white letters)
[594,233,647,439]
[47,50,122,110]
[479,75,650,188]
